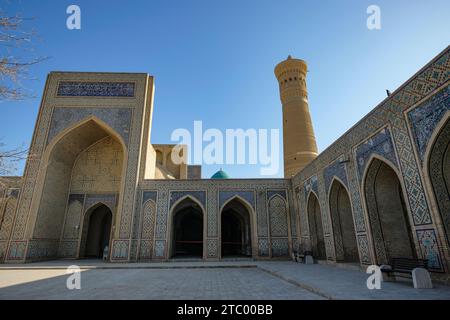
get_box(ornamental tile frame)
[0,46,449,279]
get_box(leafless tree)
[0,7,47,176]
[1,8,47,100]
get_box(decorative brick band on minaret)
[275,56,318,178]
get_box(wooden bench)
[380,257,428,278]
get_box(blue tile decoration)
[219,190,255,210]
[416,229,443,271]
[356,127,398,179]
[47,107,132,146]
[303,175,318,199]
[142,191,157,204]
[408,85,450,163]
[57,81,135,97]
[323,156,348,193]
[169,190,206,209]
[267,190,287,200]
[84,194,117,212]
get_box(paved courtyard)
[0,260,449,300]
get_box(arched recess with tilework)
[424,113,450,249]
[307,191,326,260]
[28,117,127,258]
[328,178,359,263]
[362,156,416,265]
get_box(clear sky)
[1,0,449,178]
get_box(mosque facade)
[0,46,449,281]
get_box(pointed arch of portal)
[219,195,256,259]
[27,116,127,256]
[328,177,359,263]
[362,156,417,265]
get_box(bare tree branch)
[0,9,48,101]
[0,6,47,175]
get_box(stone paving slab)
[0,268,323,300]
[1,260,450,299]
[257,261,450,300]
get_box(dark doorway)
[308,192,326,260]
[221,199,252,257]
[172,198,203,258]
[329,180,359,263]
[365,159,416,264]
[84,204,112,258]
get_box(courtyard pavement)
[0,260,449,300]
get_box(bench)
[381,257,428,276]
[292,250,312,263]
[380,257,432,288]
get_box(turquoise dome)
[211,169,230,179]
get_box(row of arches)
[307,117,450,265]
[307,158,417,264]
[169,196,254,259]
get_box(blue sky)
[1,0,449,178]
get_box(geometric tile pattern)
[416,229,443,271]
[47,107,132,146]
[57,81,135,97]
[219,190,255,210]
[268,195,288,237]
[323,155,349,193]
[169,190,206,210]
[271,238,289,257]
[408,85,450,163]
[355,127,398,179]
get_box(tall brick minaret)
[275,56,318,178]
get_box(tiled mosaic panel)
[346,158,366,233]
[0,196,18,240]
[154,240,165,258]
[0,241,8,261]
[139,240,152,260]
[356,235,371,264]
[46,107,132,146]
[258,238,269,256]
[142,191,157,204]
[408,85,450,163]
[219,191,255,210]
[169,191,206,209]
[6,241,27,260]
[268,195,288,237]
[57,81,135,97]
[207,186,218,237]
[256,187,268,237]
[141,200,156,240]
[303,175,318,199]
[207,239,218,258]
[324,156,349,193]
[84,194,117,212]
[267,190,287,200]
[57,240,78,258]
[271,238,289,257]
[416,229,443,271]
[111,240,129,260]
[356,127,398,179]
[26,240,58,260]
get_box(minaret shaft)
[275,56,318,178]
